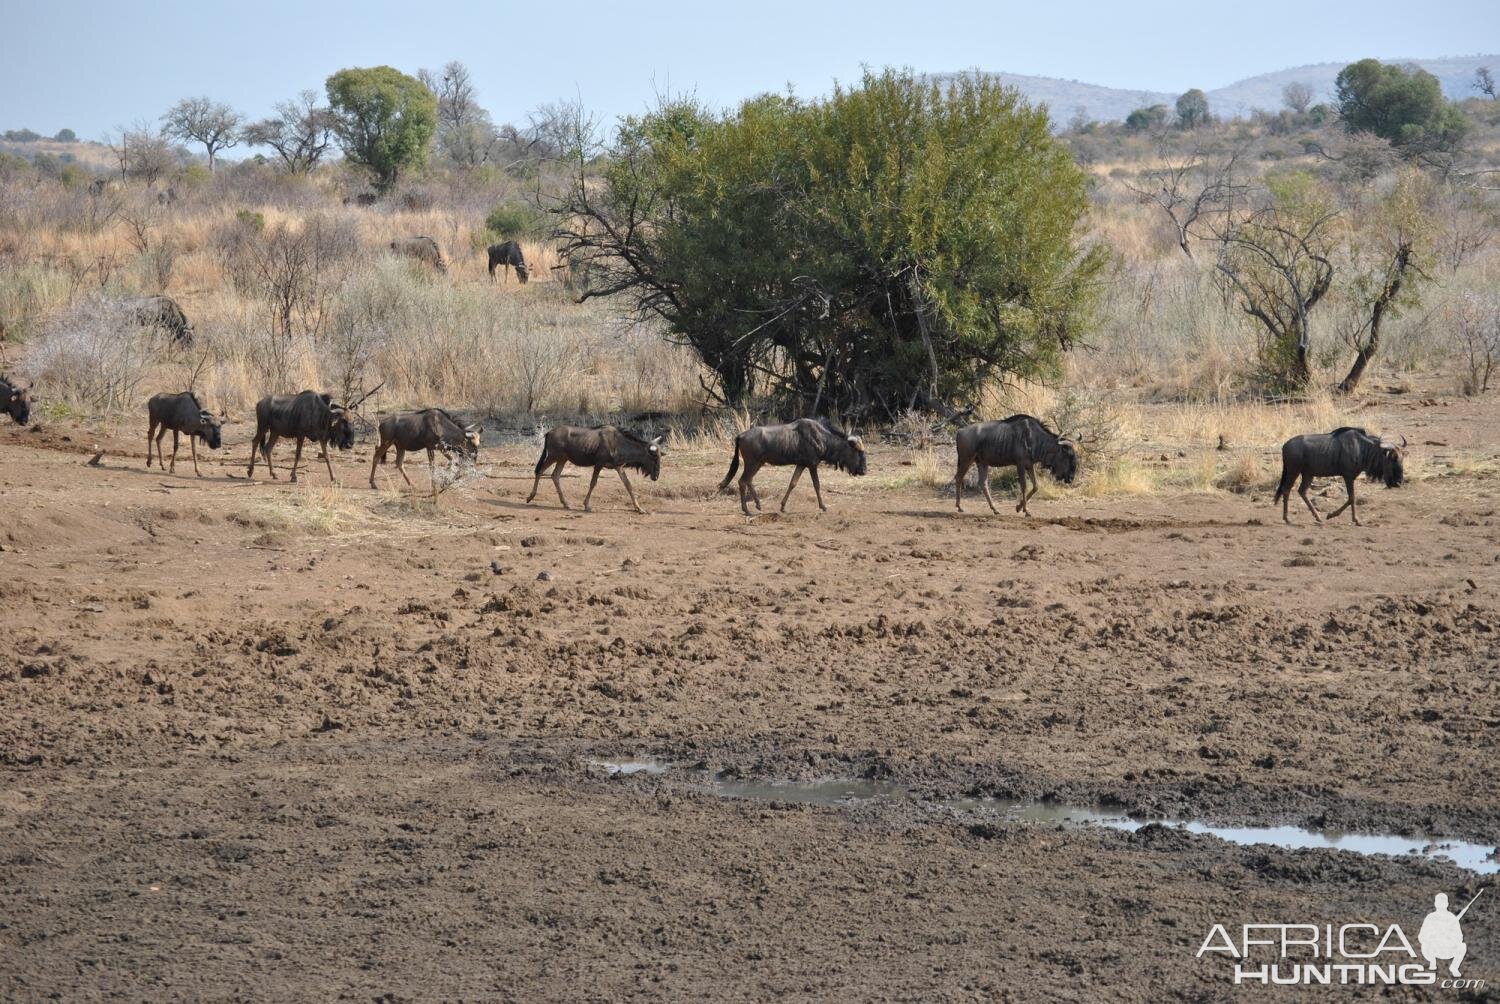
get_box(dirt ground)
[1,394,1497,1001]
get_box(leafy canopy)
[325,67,437,193]
[556,69,1105,419]
[1334,59,1470,156]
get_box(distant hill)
[935,55,1499,124]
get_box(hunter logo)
[1197,889,1486,989]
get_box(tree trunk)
[1338,243,1412,395]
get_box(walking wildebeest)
[246,391,355,484]
[390,236,446,273]
[487,241,528,284]
[718,418,867,516]
[1273,427,1406,526]
[127,295,193,347]
[146,391,224,476]
[369,409,481,498]
[2,374,33,426]
[954,414,1078,516]
[526,425,662,513]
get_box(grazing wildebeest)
[954,414,1078,516]
[127,295,193,347]
[390,236,446,273]
[369,409,481,498]
[146,391,224,476]
[526,426,662,513]
[1273,427,1405,526]
[1,374,33,425]
[487,241,528,284]
[341,192,378,207]
[246,391,355,484]
[717,418,867,516]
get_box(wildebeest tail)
[534,444,549,478]
[717,439,741,494]
[1272,464,1294,504]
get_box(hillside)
[936,54,1498,123]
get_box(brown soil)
[2,397,1497,1000]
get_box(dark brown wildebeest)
[246,391,355,484]
[1273,427,1405,526]
[369,409,481,498]
[487,241,528,284]
[717,418,867,516]
[127,295,193,347]
[146,391,224,476]
[1,374,33,426]
[954,414,1078,516]
[390,236,446,273]
[526,425,662,513]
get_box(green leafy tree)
[325,67,437,193]
[1334,59,1470,157]
[1175,89,1210,129]
[1125,104,1169,132]
[551,70,1105,418]
[1212,172,1339,391]
[54,128,77,142]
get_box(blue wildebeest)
[127,295,193,348]
[146,391,224,476]
[369,409,481,498]
[718,418,867,516]
[1273,427,1405,525]
[246,391,355,484]
[487,241,528,284]
[527,425,661,513]
[390,236,446,273]
[954,415,1078,516]
[1,374,32,426]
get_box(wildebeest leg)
[190,435,201,477]
[954,454,971,512]
[807,465,827,512]
[169,430,180,474]
[1025,466,1040,504]
[583,466,602,511]
[393,446,414,491]
[290,437,304,483]
[153,424,169,469]
[369,439,384,489]
[146,420,157,468]
[1297,473,1320,522]
[1327,475,1359,524]
[780,466,804,512]
[738,459,763,516]
[551,458,570,509]
[247,429,261,479]
[525,451,549,503]
[977,464,1000,515]
[427,447,438,500]
[1014,464,1030,514]
[617,469,644,514]
[323,438,338,485]
[264,433,281,480]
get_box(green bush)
[485,202,542,239]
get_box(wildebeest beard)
[1370,449,1404,488]
[1044,444,1078,485]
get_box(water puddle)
[590,759,1498,873]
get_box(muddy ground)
[1,395,1497,1000]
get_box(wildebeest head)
[515,260,530,284]
[1047,438,1079,485]
[197,408,224,450]
[840,434,868,477]
[1371,435,1406,488]
[643,435,663,480]
[459,423,481,461]
[328,405,355,451]
[2,377,32,425]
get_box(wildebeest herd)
[0,371,1409,524]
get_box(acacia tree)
[325,66,437,193]
[418,61,497,167]
[1335,59,1470,159]
[1175,89,1210,129]
[550,71,1106,418]
[242,91,335,173]
[1212,172,1339,390]
[162,97,242,172]
[1335,170,1435,393]
[1123,146,1247,258]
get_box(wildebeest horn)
[199,409,212,420]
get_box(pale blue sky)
[2,0,1496,141]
